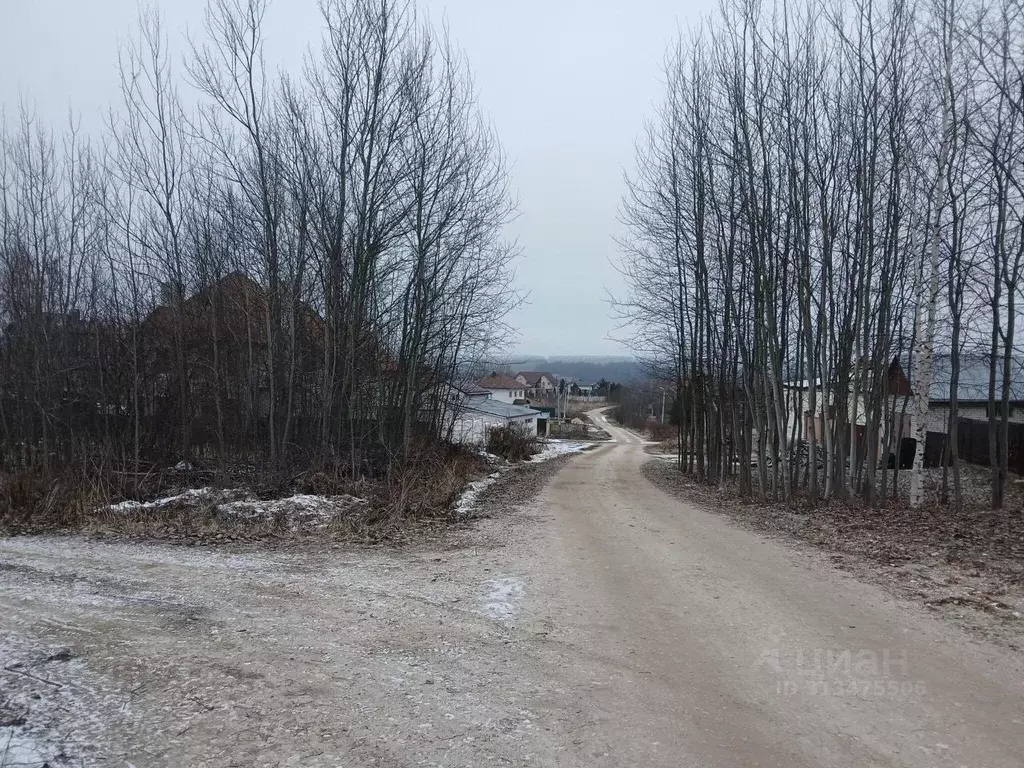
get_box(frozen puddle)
[0,729,48,768]
[480,577,525,626]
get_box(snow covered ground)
[108,487,234,513]
[452,440,593,516]
[453,472,505,517]
[104,488,368,531]
[530,440,592,463]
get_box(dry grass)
[87,503,289,543]
[0,470,108,533]
[565,401,608,419]
[375,448,488,532]
[645,423,678,442]
[2,445,489,544]
[547,421,593,440]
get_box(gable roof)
[478,372,522,390]
[450,380,491,397]
[464,400,541,419]
[144,272,325,345]
[516,371,555,386]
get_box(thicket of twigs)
[486,425,539,464]
[0,442,489,537]
[616,0,1024,511]
[0,0,519,530]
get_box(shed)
[452,399,541,445]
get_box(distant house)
[515,371,557,397]
[478,372,526,403]
[783,354,1024,461]
[438,375,543,445]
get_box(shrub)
[0,469,110,533]
[647,423,678,442]
[487,424,539,463]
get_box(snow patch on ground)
[454,472,505,517]
[531,440,591,463]
[108,487,230,513]
[217,494,368,530]
[453,441,592,516]
[104,488,368,530]
[479,577,525,626]
[474,448,506,464]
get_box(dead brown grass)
[375,448,488,531]
[2,443,488,544]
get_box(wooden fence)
[923,417,1024,473]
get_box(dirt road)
[2,416,1022,766]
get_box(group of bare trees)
[617,0,1024,510]
[0,0,518,487]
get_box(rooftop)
[464,399,541,419]
[516,371,555,385]
[478,372,523,390]
[451,380,492,397]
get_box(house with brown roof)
[477,372,526,403]
[142,273,325,430]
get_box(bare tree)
[616,0,1024,514]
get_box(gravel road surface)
[1,414,1022,766]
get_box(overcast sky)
[1,0,715,357]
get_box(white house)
[438,377,541,446]
[478,372,526,403]
[515,371,557,396]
